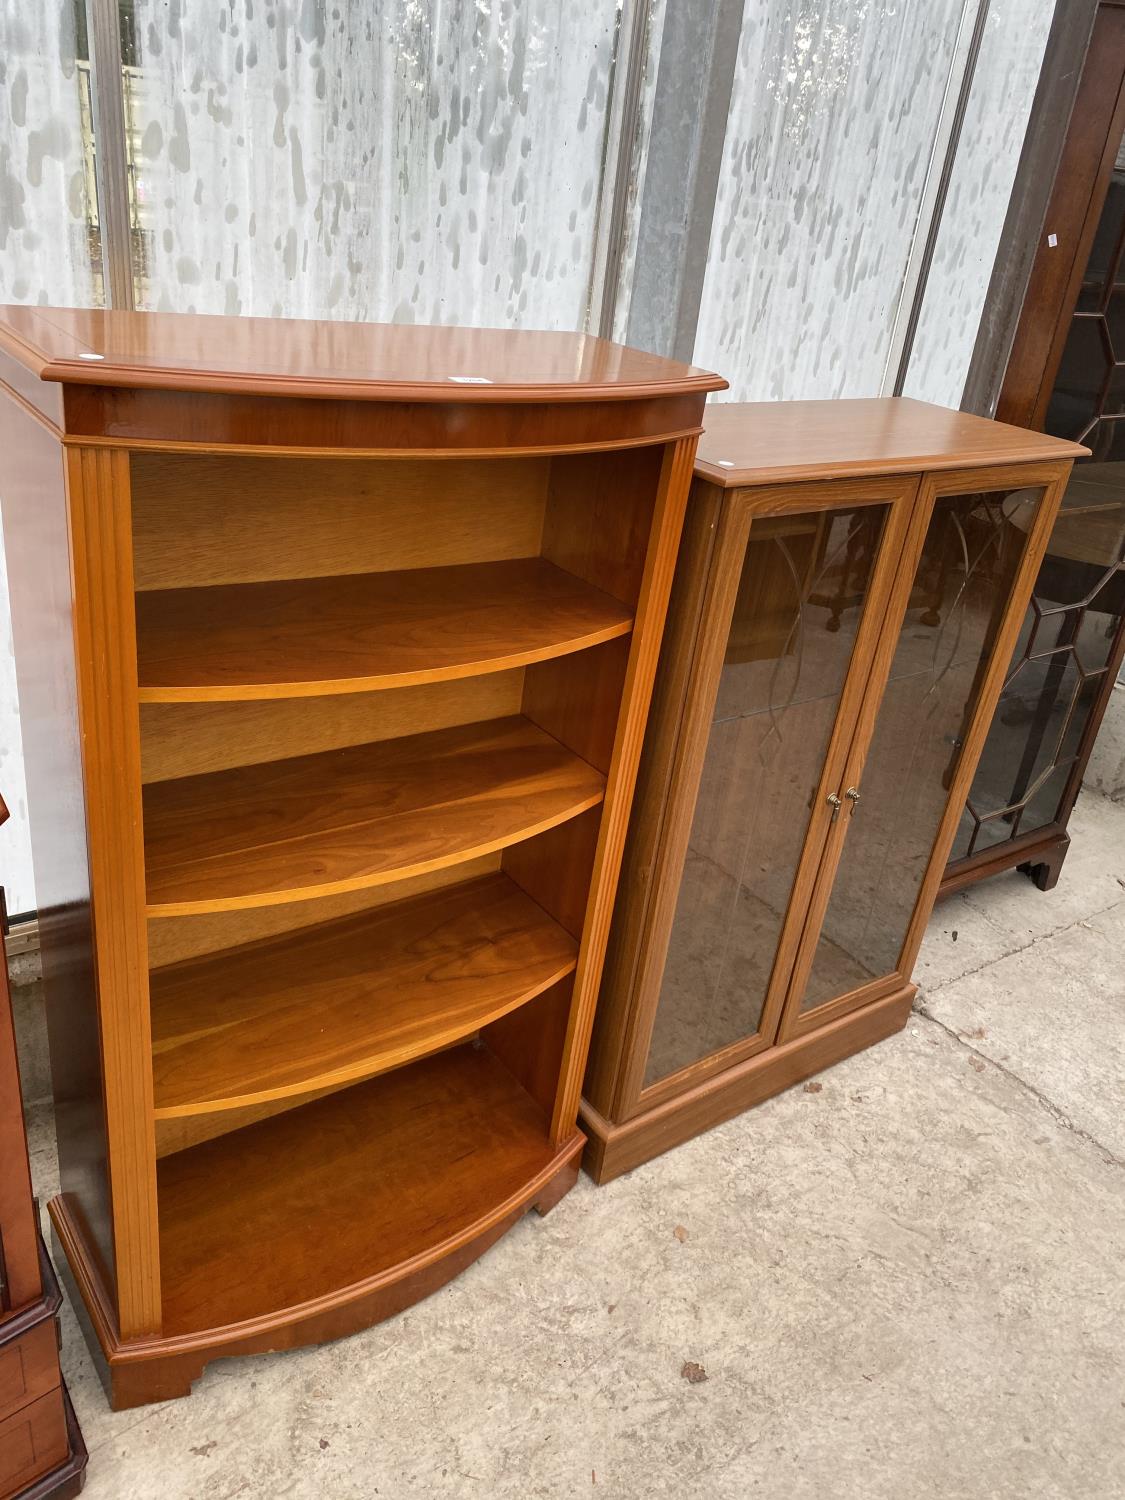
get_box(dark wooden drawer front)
[0,1385,68,1498]
[0,1320,59,1423]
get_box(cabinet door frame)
[776,458,1075,1045]
[616,473,921,1120]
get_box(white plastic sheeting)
[694,0,972,402]
[0,1,99,912]
[124,0,623,328]
[904,0,1056,407]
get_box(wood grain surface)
[150,873,577,1114]
[0,304,725,404]
[156,1044,559,1335]
[143,714,606,914]
[694,396,1087,487]
[136,558,632,700]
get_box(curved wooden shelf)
[150,873,577,1117]
[158,1045,567,1339]
[49,1046,584,1405]
[143,715,605,916]
[135,558,633,701]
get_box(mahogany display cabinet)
[943,475,1125,894]
[0,794,87,1499]
[581,398,1084,1182]
[944,114,1125,896]
[0,305,723,1408]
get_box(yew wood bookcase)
[0,305,722,1407]
[582,398,1084,1183]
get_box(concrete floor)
[19,780,1125,1499]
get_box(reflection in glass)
[644,504,888,1086]
[951,470,1125,863]
[800,487,1041,1010]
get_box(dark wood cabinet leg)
[1018,832,1071,891]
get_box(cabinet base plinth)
[941,826,1071,898]
[580,985,915,1184]
[48,1134,583,1411]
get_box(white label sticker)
[1047,233,1058,248]
[448,375,493,385]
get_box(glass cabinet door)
[948,149,1125,873]
[949,483,1125,866]
[783,478,1050,1032]
[640,484,914,1092]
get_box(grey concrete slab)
[1085,682,1125,802]
[921,895,1125,1163]
[20,784,1125,1499]
[918,790,1125,992]
[31,1000,1125,1498]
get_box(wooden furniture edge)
[549,436,698,1141]
[0,372,62,441]
[583,481,724,1115]
[13,1379,89,1500]
[896,458,1075,975]
[580,984,916,1184]
[65,447,161,1339]
[55,425,708,458]
[50,1133,583,1409]
[0,316,726,405]
[940,825,1071,897]
[693,438,1088,488]
[0,1231,86,1500]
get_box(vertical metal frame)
[961,0,1102,416]
[615,0,747,360]
[889,0,992,395]
[587,0,655,339]
[83,0,133,310]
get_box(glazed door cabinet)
[611,476,919,1110]
[582,399,1083,1183]
[944,64,1125,898]
[0,305,723,1408]
[943,480,1125,893]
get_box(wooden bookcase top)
[0,304,726,404]
[694,396,1088,487]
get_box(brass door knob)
[845,786,861,807]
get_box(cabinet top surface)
[695,397,1087,486]
[0,305,725,404]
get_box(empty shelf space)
[156,1043,566,1337]
[150,872,577,1116]
[143,714,605,915]
[135,557,633,701]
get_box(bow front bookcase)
[0,306,722,1407]
[582,399,1084,1182]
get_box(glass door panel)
[796,484,1045,1015]
[642,502,890,1087]
[950,500,1125,866]
[949,142,1125,872]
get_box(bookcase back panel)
[146,853,501,969]
[130,453,551,589]
[139,671,525,783]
